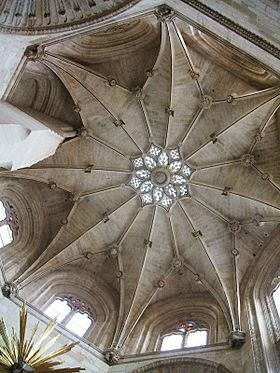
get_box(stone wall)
[200,0,280,48]
[0,292,249,373]
[109,344,245,373]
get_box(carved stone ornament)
[108,79,117,87]
[132,86,142,98]
[155,6,175,22]
[231,248,239,257]
[84,251,93,260]
[108,246,119,258]
[189,70,200,80]
[104,347,121,365]
[157,279,165,288]
[73,105,81,113]
[226,95,234,104]
[254,131,263,142]
[252,214,264,227]
[200,95,213,109]
[173,258,183,271]
[116,270,123,279]
[48,181,57,190]
[70,192,81,203]
[78,127,90,139]
[61,218,68,225]
[1,282,18,298]
[25,45,45,61]
[228,220,241,233]
[229,330,246,348]
[241,154,255,167]
[261,172,270,181]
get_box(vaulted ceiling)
[2,5,280,355]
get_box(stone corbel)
[1,281,19,298]
[104,347,121,365]
[155,6,175,22]
[25,45,46,61]
[229,330,246,348]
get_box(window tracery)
[0,200,18,248]
[129,144,193,209]
[44,296,94,337]
[160,321,208,351]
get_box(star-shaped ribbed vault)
[3,6,280,356]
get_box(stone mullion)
[61,308,76,326]
[182,332,187,348]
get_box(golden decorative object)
[0,303,85,372]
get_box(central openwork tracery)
[128,144,193,209]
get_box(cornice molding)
[0,0,139,34]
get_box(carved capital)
[229,330,246,348]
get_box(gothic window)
[65,312,92,337]
[186,329,208,347]
[44,296,94,337]
[44,299,71,323]
[160,321,208,351]
[161,333,183,351]
[0,200,18,248]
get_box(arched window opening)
[65,312,92,337]
[186,330,208,347]
[44,296,94,337]
[160,321,208,351]
[161,334,183,351]
[44,299,71,323]
[272,283,280,318]
[0,200,18,248]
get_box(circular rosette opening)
[128,145,194,209]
